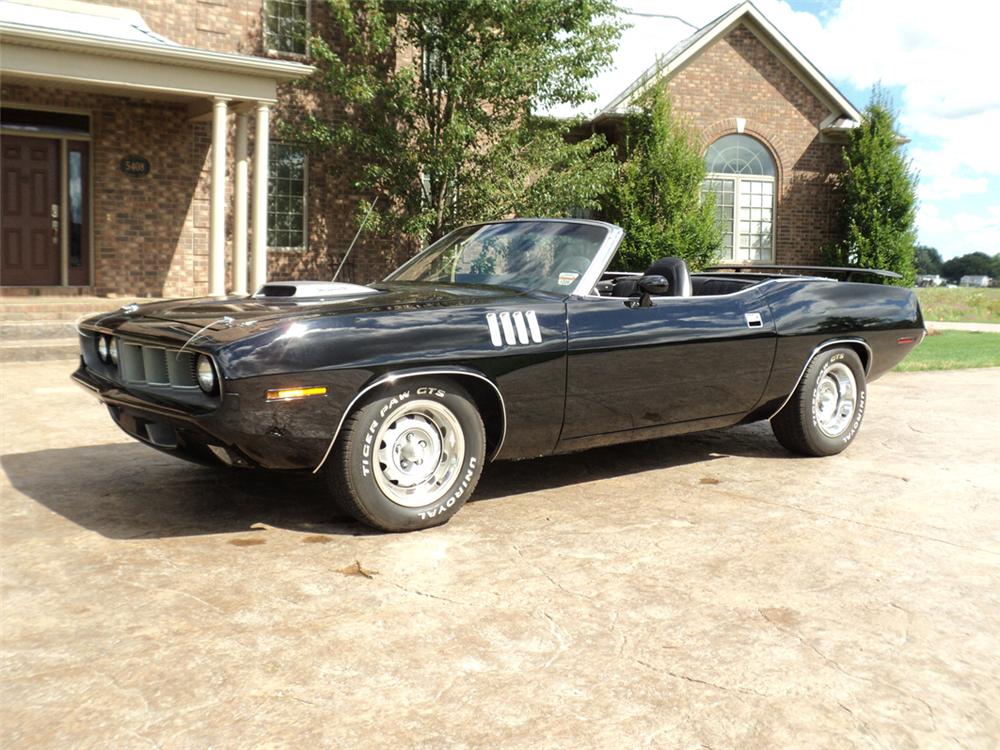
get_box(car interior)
[594,256,769,298]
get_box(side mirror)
[638,274,670,296]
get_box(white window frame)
[267,143,309,252]
[703,172,775,263]
[703,134,777,264]
[263,0,311,58]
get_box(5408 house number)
[119,155,150,177]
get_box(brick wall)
[3,1,407,295]
[94,0,409,289]
[1,83,210,297]
[666,23,845,264]
[5,9,845,295]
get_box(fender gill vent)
[486,311,542,347]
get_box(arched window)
[702,135,776,262]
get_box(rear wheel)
[771,347,867,457]
[326,378,486,531]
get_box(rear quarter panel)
[751,279,924,417]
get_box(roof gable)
[600,1,861,128]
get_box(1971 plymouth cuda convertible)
[73,219,924,531]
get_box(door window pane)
[702,178,735,259]
[68,150,83,267]
[738,179,773,260]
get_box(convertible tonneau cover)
[707,264,902,282]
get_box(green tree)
[941,252,997,283]
[299,0,622,242]
[829,87,919,285]
[608,90,721,272]
[914,245,942,276]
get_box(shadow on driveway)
[1,422,788,540]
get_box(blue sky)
[548,0,1000,260]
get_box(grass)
[916,287,1000,324]
[894,331,1000,372]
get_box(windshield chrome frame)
[384,219,624,297]
[569,223,624,297]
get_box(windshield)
[385,221,610,294]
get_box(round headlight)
[196,355,217,393]
[108,337,119,366]
[97,335,109,362]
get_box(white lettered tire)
[770,347,867,457]
[326,378,486,531]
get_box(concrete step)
[1,320,81,340]
[0,338,80,363]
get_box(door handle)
[744,312,763,328]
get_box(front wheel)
[325,378,486,531]
[771,347,867,457]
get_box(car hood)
[126,282,533,330]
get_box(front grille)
[120,342,199,389]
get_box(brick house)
[0,0,860,298]
[586,2,862,267]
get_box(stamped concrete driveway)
[1,360,998,749]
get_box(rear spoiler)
[706,264,902,282]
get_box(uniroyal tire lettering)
[841,390,866,443]
[417,456,478,520]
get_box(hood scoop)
[253,280,379,299]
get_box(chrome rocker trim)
[312,368,508,474]
[768,338,874,420]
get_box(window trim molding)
[267,143,309,253]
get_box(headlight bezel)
[196,354,218,394]
[96,335,109,363]
[108,337,119,367]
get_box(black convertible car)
[74,219,924,531]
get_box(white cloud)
[918,204,1000,256]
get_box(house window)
[702,134,776,262]
[263,0,308,55]
[268,144,307,250]
[422,42,448,85]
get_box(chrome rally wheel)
[812,362,857,438]
[327,379,486,531]
[373,400,466,508]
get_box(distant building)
[917,275,945,287]
[960,275,992,288]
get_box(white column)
[209,97,229,296]
[250,102,270,292]
[232,111,249,295]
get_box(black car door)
[561,287,777,439]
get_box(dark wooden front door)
[1,135,60,285]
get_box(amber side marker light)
[266,386,328,402]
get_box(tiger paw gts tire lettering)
[326,378,486,531]
[771,347,867,457]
